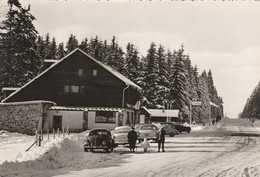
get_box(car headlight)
[102,141,107,145]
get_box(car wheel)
[187,130,190,133]
[84,148,89,152]
[169,132,175,137]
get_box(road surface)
[59,118,260,177]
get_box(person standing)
[127,127,138,152]
[158,127,166,152]
[141,138,150,153]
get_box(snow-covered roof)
[1,87,19,91]
[2,48,141,103]
[146,109,179,117]
[209,101,219,108]
[141,106,152,115]
[0,100,56,106]
[48,106,124,112]
[43,59,58,63]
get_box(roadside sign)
[191,101,201,106]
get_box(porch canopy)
[147,109,179,122]
[48,106,124,112]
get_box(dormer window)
[93,69,97,76]
[78,69,83,77]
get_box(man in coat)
[127,127,138,152]
[158,127,166,152]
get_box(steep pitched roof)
[2,48,141,103]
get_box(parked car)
[113,126,131,147]
[173,123,191,133]
[134,123,146,132]
[159,123,179,137]
[83,128,114,152]
[137,124,159,142]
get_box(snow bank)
[0,131,67,165]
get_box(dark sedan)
[83,128,114,152]
[173,123,191,133]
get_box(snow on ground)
[0,130,66,165]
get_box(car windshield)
[141,125,157,130]
[90,130,109,136]
[115,128,131,133]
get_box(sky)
[1,0,260,118]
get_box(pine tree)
[156,45,169,108]
[35,35,45,59]
[0,0,41,88]
[169,46,187,116]
[66,34,78,53]
[44,33,51,58]
[56,42,66,59]
[79,37,89,54]
[143,42,158,108]
[106,36,125,73]
[49,37,57,59]
[123,42,140,82]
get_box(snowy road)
[59,119,260,177]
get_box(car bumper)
[84,145,110,149]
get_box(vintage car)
[137,124,159,142]
[173,123,191,133]
[159,123,179,137]
[134,123,146,132]
[113,126,131,147]
[83,128,114,152]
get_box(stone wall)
[0,101,55,135]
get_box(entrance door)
[53,115,62,130]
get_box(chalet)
[1,48,142,133]
[139,107,180,123]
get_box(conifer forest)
[0,0,224,123]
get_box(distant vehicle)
[173,123,191,133]
[134,123,146,132]
[159,123,179,137]
[113,126,131,147]
[137,124,159,142]
[83,128,114,152]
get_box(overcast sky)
[1,0,260,118]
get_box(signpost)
[190,100,202,125]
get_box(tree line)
[240,81,260,119]
[0,0,223,123]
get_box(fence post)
[53,129,55,139]
[35,130,38,146]
[41,129,43,141]
[63,127,65,137]
[47,129,49,140]
[58,128,60,137]
[38,134,41,147]
[68,126,70,135]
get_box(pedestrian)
[158,127,166,152]
[127,127,138,152]
[141,138,150,153]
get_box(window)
[80,86,85,94]
[64,85,70,93]
[126,112,130,124]
[70,85,79,93]
[78,69,83,77]
[93,69,97,76]
[131,112,134,123]
[95,111,116,124]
